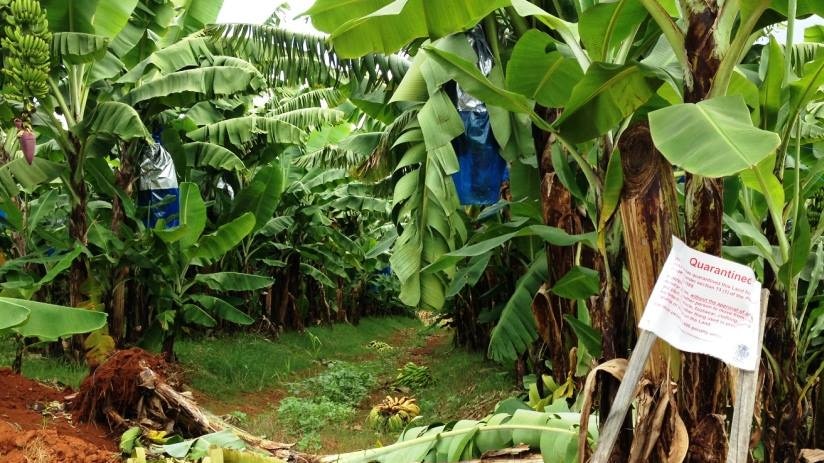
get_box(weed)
[277,397,354,450]
[366,341,394,353]
[0,337,88,388]
[306,331,323,357]
[291,361,375,406]
[296,431,323,452]
[223,410,248,426]
[174,316,420,399]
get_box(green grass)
[175,315,421,398]
[415,343,516,422]
[0,337,89,388]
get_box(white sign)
[639,237,762,370]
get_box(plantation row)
[0,0,822,462]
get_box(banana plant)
[0,295,107,371]
[307,0,824,460]
[5,0,277,346]
[238,162,395,330]
[139,181,270,357]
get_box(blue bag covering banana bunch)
[138,134,180,228]
[451,25,508,206]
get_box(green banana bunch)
[394,362,434,389]
[0,0,51,105]
[367,396,421,432]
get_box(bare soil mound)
[0,368,118,462]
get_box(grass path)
[177,316,515,453]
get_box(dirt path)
[406,330,449,363]
[184,323,511,455]
[189,325,452,453]
[0,369,118,462]
[197,326,447,414]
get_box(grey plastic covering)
[456,25,494,112]
[216,177,235,200]
[139,143,178,191]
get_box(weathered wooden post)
[726,289,769,463]
[590,239,767,463]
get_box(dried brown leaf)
[531,285,556,344]
[801,449,824,463]
[667,404,688,463]
[577,358,628,463]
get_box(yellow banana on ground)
[366,396,421,432]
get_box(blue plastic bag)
[453,111,508,205]
[138,141,180,228]
[451,26,508,206]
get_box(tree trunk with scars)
[533,109,581,382]
[109,144,137,344]
[680,2,729,462]
[65,135,89,360]
[68,137,88,310]
[762,266,801,460]
[617,122,682,462]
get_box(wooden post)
[726,289,769,463]
[590,329,658,463]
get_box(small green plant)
[394,362,433,390]
[367,396,420,432]
[292,361,375,405]
[277,397,354,450]
[224,410,249,426]
[366,340,395,353]
[306,331,323,356]
[524,374,574,412]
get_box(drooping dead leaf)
[627,379,657,462]
[83,330,116,367]
[531,285,557,345]
[633,382,671,463]
[577,358,628,463]
[667,402,688,463]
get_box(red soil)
[0,369,118,462]
[408,331,448,361]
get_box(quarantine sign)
[639,237,762,370]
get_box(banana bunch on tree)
[0,0,51,105]
[0,0,50,164]
[367,396,420,433]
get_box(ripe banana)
[367,396,421,432]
